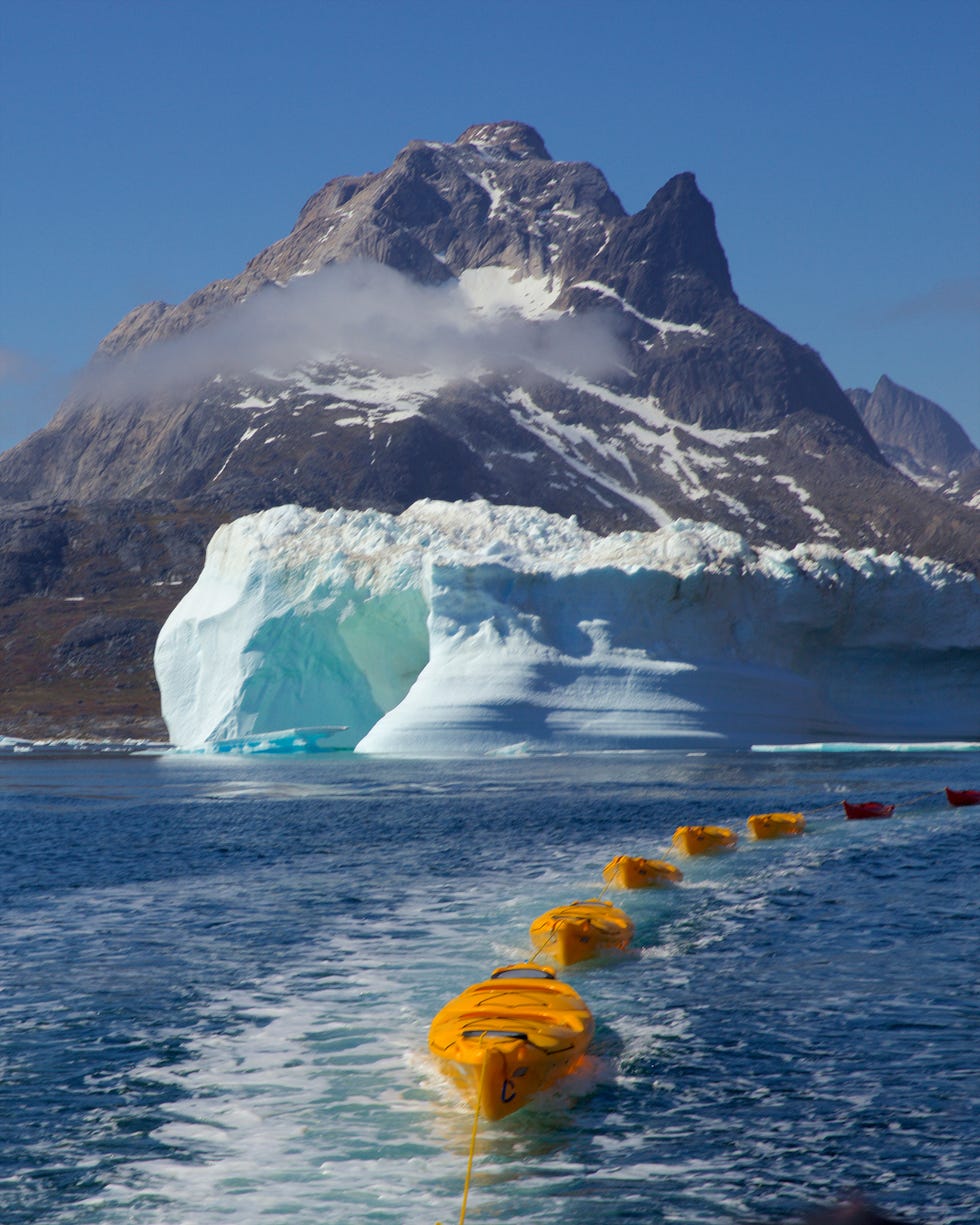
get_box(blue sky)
[1,0,977,453]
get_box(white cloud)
[75,261,626,404]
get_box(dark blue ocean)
[1,748,977,1225]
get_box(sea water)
[0,749,977,1224]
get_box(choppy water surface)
[1,750,977,1224]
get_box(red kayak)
[843,800,895,820]
[946,787,980,807]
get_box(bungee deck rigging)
[428,963,594,1123]
[602,854,683,888]
[747,811,806,839]
[528,897,635,966]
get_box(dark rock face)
[55,614,160,679]
[847,375,980,504]
[0,502,215,739]
[581,170,735,320]
[0,512,70,605]
[1,121,978,737]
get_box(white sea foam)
[61,867,619,1225]
[55,881,489,1224]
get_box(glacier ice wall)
[154,501,980,753]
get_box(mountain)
[1,120,978,740]
[3,120,977,561]
[847,375,980,506]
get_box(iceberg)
[154,501,980,754]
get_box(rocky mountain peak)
[453,121,552,161]
[847,374,980,500]
[92,120,623,359]
[640,171,734,299]
[3,121,978,573]
[574,169,735,329]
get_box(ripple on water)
[0,752,976,1224]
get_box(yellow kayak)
[672,824,738,855]
[602,855,683,889]
[427,963,594,1121]
[529,898,635,966]
[747,811,806,839]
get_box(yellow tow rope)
[440,871,616,1220]
[527,922,558,964]
[437,1036,490,1225]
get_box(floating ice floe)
[0,736,171,755]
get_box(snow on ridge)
[155,500,980,753]
[506,388,672,527]
[463,166,507,219]
[893,462,945,492]
[570,280,711,337]
[233,393,279,410]
[210,426,261,483]
[772,474,839,539]
[534,371,778,508]
[712,490,762,527]
[253,364,450,425]
[556,373,776,447]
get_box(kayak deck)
[602,855,683,888]
[843,800,895,819]
[529,898,635,966]
[672,824,738,855]
[428,963,594,1120]
[747,812,806,839]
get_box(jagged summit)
[454,121,552,160]
[570,170,736,328]
[641,172,734,298]
[848,374,980,504]
[1,120,977,572]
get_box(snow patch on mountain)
[571,280,711,337]
[457,266,560,319]
[506,388,672,525]
[504,375,779,517]
[154,501,980,754]
[772,474,839,539]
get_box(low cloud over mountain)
[74,259,625,406]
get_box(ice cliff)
[154,501,980,753]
